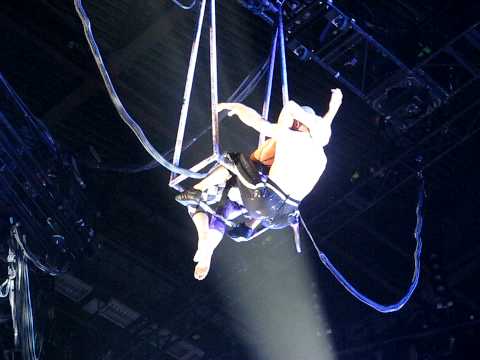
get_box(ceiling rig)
[240,1,480,137]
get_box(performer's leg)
[193,227,224,280]
[176,166,232,206]
[192,197,247,280]
[193,166,231,191]
[192,212,226,281]
[189,207,210,254]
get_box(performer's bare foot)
[188,211,224,281]
[193,248,213,280]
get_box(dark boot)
[175,189,203,207]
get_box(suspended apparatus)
[75,0,425,313]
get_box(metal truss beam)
[242,2,479,136]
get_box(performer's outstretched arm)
[322,88,343,127]
[218,103,279,138]
[286,89,343,146]
[315,88,342,146]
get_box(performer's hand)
[217,103,262,129]
[329,88,343,111]
[217,103,252,118]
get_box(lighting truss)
[243,1,479,134]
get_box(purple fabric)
[208,200,244,233]
[222,200,244,220]
[209,214,226,233]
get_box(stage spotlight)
[215,229,336,360]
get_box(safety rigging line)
[259,27,278,145]
[170,0,197,10]
[74,0,208,179]
[300,171,425,313]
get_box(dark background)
[0,0,479,359]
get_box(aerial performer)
[74,0,423,312]
[175,89,344,280]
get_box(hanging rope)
[277,8,289,105]
[257,8,287,145]
[84,56,271,174]
[170,0,209,183]
[209,0,220,157]
[174,56,270,158]
[258,27,278,145]
[10,224,63,276]
[169,0,222,190]
[170,0,197,10]
[300,171,425,313]
[0,250,15,299]
[74,0,208,179]
[12,242,39,359]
